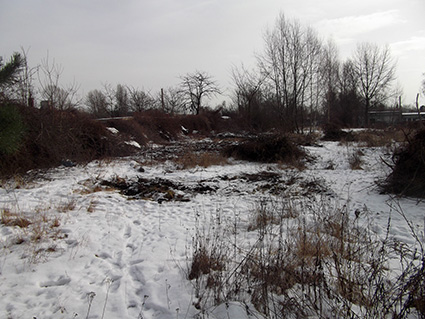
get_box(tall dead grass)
[187,197,425,318]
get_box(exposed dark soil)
[101,176,217,203]
[101,168,331,203]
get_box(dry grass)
[349,149,364,170]
[57,199,76,213]
[188,246,226,280]
[175,151,228,169]
[352,129,406,147]
[1,209,31,228]
[1,203,68,265]
[247,201,281,231]
[187,197,425,318]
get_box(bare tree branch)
[179,70,221,114]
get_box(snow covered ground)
[0,139,424,318]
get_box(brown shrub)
[105,118,148,146]
[175,151,228,169]
[188,246,225,280]
[383,128,425,197]
[322,123,354,142]
[133,110,181,142]
[224,134,305,165]
[349,149,364,170]
[0,104,133,177]
[178,114,213,135]
[1,209,32,228]
[350,129,405,147]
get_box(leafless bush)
[224,134,306,167]
[133,109,181,142]
[383,128,425,198]
[322,123,354,142]
[0,104,133,177]
[175,151,228,169]
[349,149,364,170]
[351,129,405,147]
[105,118,148,146]
[187,197,425,318]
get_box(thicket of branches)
[233,14,398,132]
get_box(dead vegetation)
[174,150,228,169]
[0,104,135,177]
[0,202,73,266]
[224,134,306,167]
[383,128,425,198]
[322,123,405,148]
[349,149,364,170]
[187,197,425,318]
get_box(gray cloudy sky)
[2,0,425,106]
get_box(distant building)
[369,109,425,125]
[40,100,52,110]
[401,111,425,123]
[369,109,401,125]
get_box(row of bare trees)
[1,52,221,117]
[233,13,397,131]
[0,12,403,130]
[85,70,221,117]
[0,49,82,111]
[86,84,156,117]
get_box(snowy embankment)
[0,140,424,318]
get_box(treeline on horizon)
[3,13,424,131]
[1,12,425,189]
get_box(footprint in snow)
[40,275,71,287]
[124,225,132,238]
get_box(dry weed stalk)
[176,150,228,169]
[187,196,425,318]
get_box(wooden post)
[161,88,165,111]
[416,93,425,128]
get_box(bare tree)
[338,60,358,96]
[101,82,116,116]
[258,13,323,131]
[127,86,156,113]
[352,42,396,126]
[161,87,185,114]
[86,89,108,117]
[179,71,221,114]
[15,48,37,107]
[38,54,80,110]
[320,39,340,123]
[115,84,129,116]
[335,60,362,126]
[232,64,266,128]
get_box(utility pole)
[161,88,165,111]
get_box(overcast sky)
[2,0,425,107]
